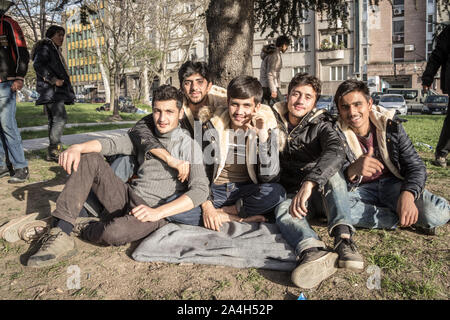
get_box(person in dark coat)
[0,0,30,183]
[335,79,449,235]
[422,25,450,168]
[32,25,75,162]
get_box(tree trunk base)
[108,114,123,121]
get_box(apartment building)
[63,7,106,100]
[253,0,449,96]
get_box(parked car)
[316,95,334,112]
[421,95,448,115]
[385,88,437,113]
[92,97,105,103]
[379,94,408,115]
[371,91,383,105]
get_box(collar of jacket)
[208,103,278,184]
[272,101,327,151]
[182,85,228,129]
[337,104,403,180]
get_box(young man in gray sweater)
[27,85,210,268]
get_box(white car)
[378,94,408,115]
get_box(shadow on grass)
[11,166,67,219]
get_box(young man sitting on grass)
[27,85,210,267]
[334,79,449,233]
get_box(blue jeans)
[275,171,355,256]
[347,176,450,229]
[0,81,27,169]
[211,182,286,217]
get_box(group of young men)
[23,59,449,290]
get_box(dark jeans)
[436,100,450,158]
[45,100,67,147]
[52,153,166,246]
[262,87,282,107]
[210,182,286,218]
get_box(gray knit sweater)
[99,127,209,208]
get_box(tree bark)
[206,0,255,87]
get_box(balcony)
[317,49,345,60]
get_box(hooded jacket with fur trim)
[32,38,75,105]
[337,105,427,200]
[271,101,346,193]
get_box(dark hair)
[152,85,184,110]
[334,79,371,110]
[178,61,212,85]
[288,72,321,98]
[227,75,263,105]
[276,35,291,48]
[45,25,65,39]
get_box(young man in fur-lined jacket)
[128,63,285,231]
[271,73,364,290]
[334,79,449,234]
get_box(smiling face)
[338,90,372,136]
[51,30,65,47]
[152,99,184,134]
[287,84,317,125]
[181,73,212,106]
[228,97,260,130]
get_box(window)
[427,41,434,60]
[393,0,404,5]
[292,66,309,77]
[393,47,404,62]
[292,36,309,52]
[330,34,348,48]
[330,65,349,81]
[428,14,434,33]
[393,20,404,34]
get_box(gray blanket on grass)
[131,222,298,271]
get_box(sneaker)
[334,237,364,272]
[8,167,29,184]
[0,213,43,242]
[432,156,447,168]
[46,144,62,162]
[27,227,76,268]
[0,166,10,178]
[413,225,438,236]
[71,216,100,237]
[291,248,338,289]
[18,217,52,242]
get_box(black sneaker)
[432,156,447,168]
[8,167,29,184]
[0,166,9,178]
[334,237,364,272]
[291,248,338,289]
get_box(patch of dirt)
[0,156,448,300]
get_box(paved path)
[19,121,136,132]
[22,128,130,152]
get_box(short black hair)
[152,85,184,110]
[276,35,291,48]
[288,73,321,99]
[227,75,263,105]
[334,79,371,110]
[178,61,212,85]
[45,25,65,39]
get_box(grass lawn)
[16,102,151,128]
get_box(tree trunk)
[206,0,255,87]
[89,17,110,103]
[141,65,151,105]
[111,71,122,120]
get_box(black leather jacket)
[271,102,346,194]
[338,111,427,200]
